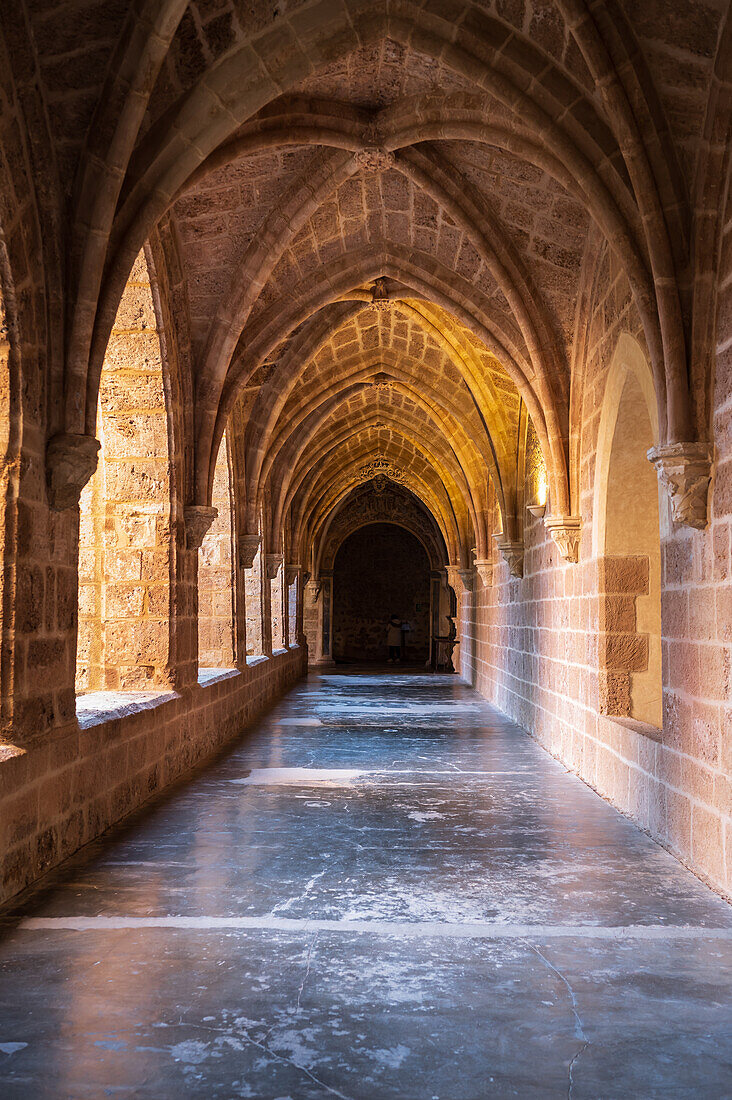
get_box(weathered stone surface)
[544,515,582,563]
[46,434,100,511]
[648,443,713,529]
[493,536,524,578]
[184,506,218,550]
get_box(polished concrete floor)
[1,670,731,1098]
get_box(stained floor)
[1,670,731,1098]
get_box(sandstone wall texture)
[1,649,304,907]
[459,244,731,896]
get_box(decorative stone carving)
[46,432,101,510]
[544,515,582,563]
[238,533,261,570]
[285,563,301,586]
[371,276,391,311]
[445,565,474,593]
[647,442,713,529]
[265,553,284,580]
[184,505,218,550]
[473,559,493,586]
[319,480,445,574]
[357,457,405,484]
[370,372,393,392]
[355,148,395,173]
[493,536,524,578]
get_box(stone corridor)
[1,670,730,1099]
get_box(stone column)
[285,564,301,647]
[303,574,335,666]
[319,571,334,665]
[239,533,262,660]
[265,552,284,651]
[178,506,218,687]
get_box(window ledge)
[76,689,179,730]
[271,647,289,657]
[246,654,269,668]
[601,714,663,744]
[197,668,240,688]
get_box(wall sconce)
[527,461,547,517]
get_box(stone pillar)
[173,538,199,690]
[319,571,334,665]
[296,571,308,649]
[285,564,301,647]
[303,574,334,666]
[266,552,284,651]
[11,498,80,740]
[445,565,473,677]
[239,533,262,660]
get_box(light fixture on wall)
[527,461,547,517]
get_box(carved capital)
[265,552,284,580]
[647,442,713,530]
[355,148,395,173]
[285,563,301,586]
[544,515,582,564]
[185,505,217,550]
[473,559,493,586]
[46,433,100,511]
[493,536,524,578]
[238,534,261,570]
[371,276,391,312]
[445,565,474,593]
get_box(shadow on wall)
[332,523,430,662]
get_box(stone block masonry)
[0,647,305,907]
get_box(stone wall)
[0,646,305,907]
[459,245,731,896]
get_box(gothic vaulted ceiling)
[4,0,729,569]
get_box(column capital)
[238,533,261,570]
[493,535,524,578]
[647,442,713,530]
[445,564,474,593]
[544,515,582,563]
[285,563,302,586]
[46,433,100,510]
[184,505,217,550]
[265,552,284,580]
[473,559,493,586]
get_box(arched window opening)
[198,432,236,671]
[596,341,662,729]
[245,532,265,659]
[76,251,174,695]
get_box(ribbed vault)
[9,0,725,584]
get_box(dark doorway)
[332,523,431,663]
